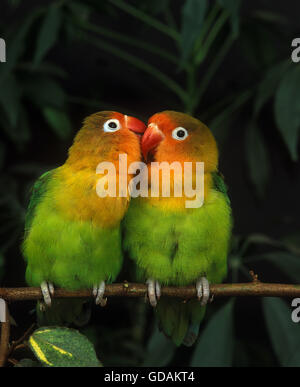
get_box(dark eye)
[103,119,121,132]
[172,127,188,141]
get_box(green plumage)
[22,169,123,325]
[22,110,144,326]
[123,173,232,346]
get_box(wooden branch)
[1,278,300,367]
[0,301,10,367]
[1,281,300,302]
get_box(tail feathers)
[156,299,189,347]
[156,298,205,347]
[37,298,90,327]
[182,323,199,347]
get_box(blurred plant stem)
[109,0,180,42]
[79,32,190,106]
[76,2,231,115]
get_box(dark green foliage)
[275,66,300,161]
[180,0,208,66]
[34,4,63,66]
[263,298,300,367]
[191,300,235,366]
[142,327,176,367]
[245,123,270,198]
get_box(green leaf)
[253,10,288,26]
[240,21,278,71]
[18,62,68,79]
[0,74,21,128]
[34,5,62,65]
[218,0,241,37]
[240,233,282,256]
[42,107,72,139]
[281,233,300,256]
[0,9,43,85]
[67,1,91,22]
[266,252,300,283]
[82,33,188,104]
[147,0,171,15]
[254,60,290,116]
[209,89,253,145]
[24,76,66,109]
[7,0,21,7]
[109,0,179,41]
[191,300,235,366]
[0,106,31,145]
[275,65,300,161]
[29,327,102,367]
[263,298,300,366]
[180,0,207,65]
[245,122,270,197]
[142,326,176,367]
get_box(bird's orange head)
[142,111,218,172]
[67,111,146,168]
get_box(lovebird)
[22,111,146,325]
[122,111,232,346]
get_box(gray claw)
[93,281,107,307]
[40,281,54,307]
[196,277,210,306]
[146,279,161,307]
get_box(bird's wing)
[212,171,230,205]
[25,170,54,232]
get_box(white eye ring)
[103,119,121,132]
[172,127,188,141]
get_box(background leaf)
[275,65,300,161]
[0,74,21,128]
[191,300,235,366]
[263,298,300,366]
[218,0,241,37]
[180,0,207,65]
[24,76,66,109]
[142,326,176,366]
[34,5,62,66]
[245,122,270,197]
[42,107,72,139]
[254,60,290,116]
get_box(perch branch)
[0,301,10,367]
[1,279,300,367]
[1,281,300,302]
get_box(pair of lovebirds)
[22,110,232,347]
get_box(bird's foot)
[40,281,54,307]
[196,277,210,306]
[93,281,107,307]
[146,278,161,307]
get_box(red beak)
[141,123,165,160]
[126,116,146,134]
